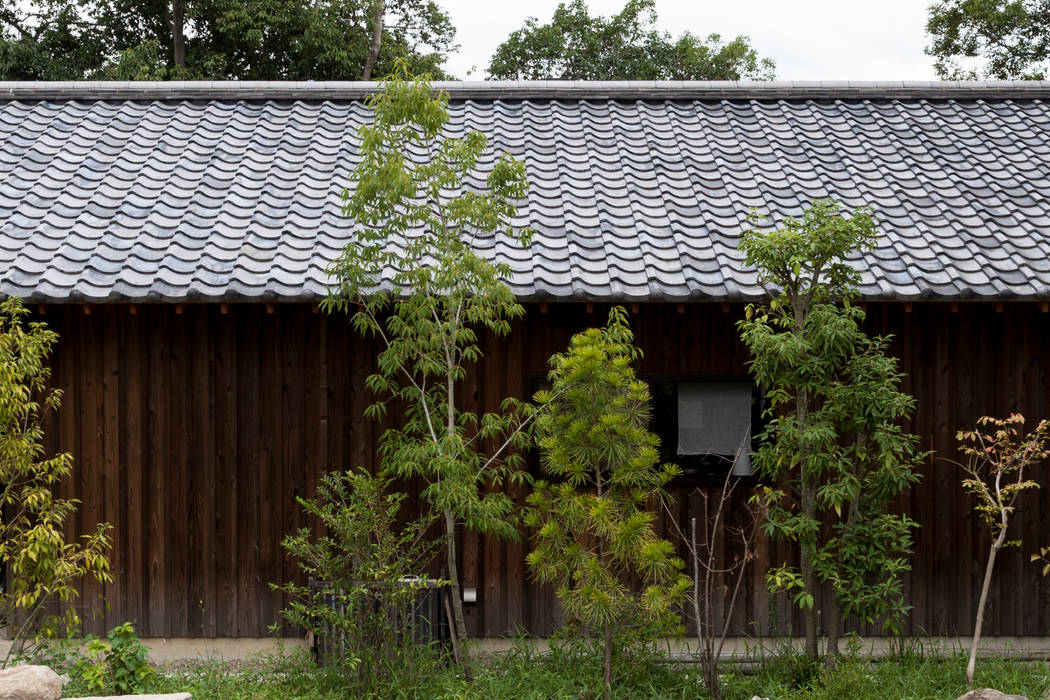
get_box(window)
[648,378,761,482]
[526,373,762,483]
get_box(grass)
[57,638,1050,699]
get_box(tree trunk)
[825,595,840,662]
[792,300,820,660]
[170,1,186,70]
[798,385,818,659]
[967,525,1007,686]
[798,527,819,658]
[444,508,470,667]
[361,0,384,80]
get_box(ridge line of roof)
[4,80,1050,101]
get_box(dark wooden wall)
[37,301,1050,638]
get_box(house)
[1,81,1049,643]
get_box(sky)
[441,0,941,81]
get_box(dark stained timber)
[36,302,1050,638]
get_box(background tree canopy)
[926,0,1050,79]
[487,0,775,81]
[0,0,456,80]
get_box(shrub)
[71,622,154,695]
[274,468,443,691]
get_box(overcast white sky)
[442,0,940,81]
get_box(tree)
[956,414,1047,687]
[0,297,112,665]
[487,0,774,81]
[0,0,456,81]
[738,200,923,660]
[926,0,1050,79]
[0,2,110,80]
[664,461,760,700]
[322,66,533,659]
[525,307,689,700]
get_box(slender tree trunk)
[797,386,818,659]
[825,596,840,662]
[444,508,469,663]
[361,0,384,80]
[170,1,185,70]
[443,374,470,666]
[798,521,819,658]
[792,301,820,660]
[827,451,863,663]
[967,524,1007,686]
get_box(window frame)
[639,372,765,487]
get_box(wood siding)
[38,301,1050,638]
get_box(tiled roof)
[2,81,1050,303]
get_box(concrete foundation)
[1,635,1048,664]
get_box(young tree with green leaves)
[927,0,1050,79]
[957,414,1048,687]
[0,297,112,665]
[738,200,923,660]
[322,67,533,656]
[526,307,689,700]
[487,0,774,81]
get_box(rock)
[76,696,191,700]
[749,696,771,700]
[955,690,1030,700]
[0,664,61,700]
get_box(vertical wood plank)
[482,327,505,637]
[169,307,189,636]
[123,307,145,632]
[53,309,81,623]
[146,306,170,636]
[189,307,217,636]
[236,306,261,635]
[79,309,105,633]
[503,317,526,633]
[214,305,238,636]
[101,308,123,630]
[258,307,281,632]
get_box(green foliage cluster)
[488,0,774,80]
[0,0,455,80]
[738,200,923,656]
[958,414,1047,530]
[731,642,1050,700]
[526,307,689,697]
[322,66,533,647]
[273,469,442,690]
[927,0,1050,79]
[0,297,112,665]
[54,641,1050,700]
[70,622,155,695]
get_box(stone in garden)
[955,690,1030,700]
[749,696,771,700]
[0,664,61,700]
